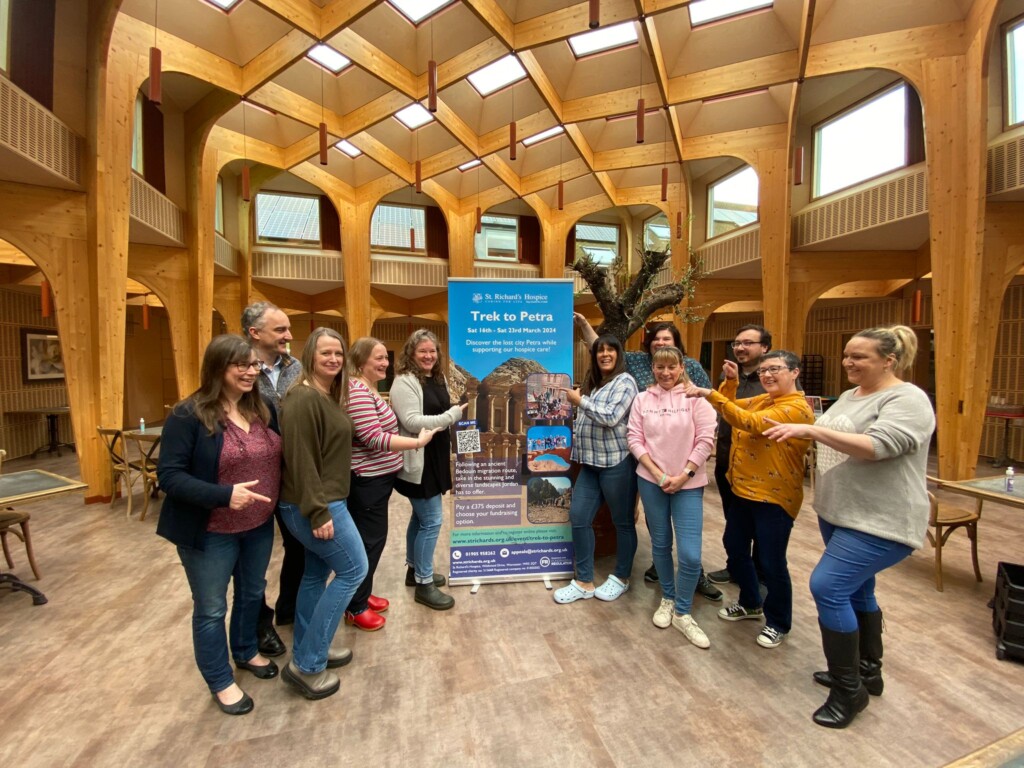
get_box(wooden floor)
[2,450,1023,768]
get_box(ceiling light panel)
[335,140,362,157]
[568,22,638,58]
[521,125,564,147]
[388,0,455,24]
[688,0,773,26]
[395,103,434,129]
[467,55,527,97]
[202,0,242,10]
[307,44,351,74]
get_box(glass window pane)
[708,166,758,238]
[215,177,224,235]
[0,0,9,74]
[1008,20,1024,127]
[255,193,321,245]
[575,222,619,265]
[131,95,144,175]
[371,203,426,251]
[475,215,518,260]
[644,213,670,252]
[689,0,773,26]
[815,84,907,197]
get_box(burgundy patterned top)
[207,418,282,534]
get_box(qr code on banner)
[455,428,481,455]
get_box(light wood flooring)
[1,450,1023,768]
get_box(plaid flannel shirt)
[571,372,639,467]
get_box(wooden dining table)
[0,469,86,605]
[928,474,1024,512]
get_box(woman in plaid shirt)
[553,335,640,605]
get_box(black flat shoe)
[258,625,286,658]
[212,691,254,716]
[235,658,279,679]
[405,566,446,587]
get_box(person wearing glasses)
[157,335,283,716]
[706,324,772,587]
[764,326,934,729]
[572,314,720,601]
[683,351,813,650]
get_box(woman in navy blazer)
[157,335,283,716]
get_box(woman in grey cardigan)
[765,325,934,730]
[390,329,466,610]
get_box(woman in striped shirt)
[344,337,437,631]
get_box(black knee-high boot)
[813,623,869,729]
[813,609,884,695]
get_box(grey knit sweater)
[813,383,936,549]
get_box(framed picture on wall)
[21,328,65,383]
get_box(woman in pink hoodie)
[628,346,717,648]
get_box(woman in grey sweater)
[765,325,935,730]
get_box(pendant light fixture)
[557,134,564,210]
[428,21,438,112]
[911,288,923,324]
[142,293,151,331]
[40,279,53,318]
[676,161,684,239]
[660,115,669,202]
[636,35,644,144]
[476,165,483,234]
[318,54,329,165]
[509,72,517,161]
[241,101,251,202]
[793,145,804,186]
[589,0,600,28]
[149,0,161,105]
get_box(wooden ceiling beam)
[513,0,637,51]
[333,28,419,98]
[518,49,564,122]
[562,82,663,123]
[289,162,357,204]
[667,50,800,104]
[641,16,682,161]
[681,124,789,164]
[320,0,381,38]
[479,109,552,155]
[462,0,515,48]
[435,38,510,91]
[241,28,314,95]
[248,0,321,39]
[593,141,674,171]
[481,155,522,197]
[521,158,591,195]
[208,125,288,169]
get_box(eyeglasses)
[233,361,262,372]
[732,340,763,348]
[757,365,792,377]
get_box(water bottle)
[139,417,146,434]
[1006,466,1015,493]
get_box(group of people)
[157,302,464,715]
[561,317,934,729]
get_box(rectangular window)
[255,192,321,246]
[371,203,426,252]
[814,82,908,197]
[1007,16,1024,127]
[0,0,9,74]
[131,94,144,175]
[689,0,772,27]
[474,215,518,261]
[575,222,619,265]
[644,213,670,252]
[215,176,224,235]
[707,165,758,239]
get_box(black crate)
[992,562,1024,662]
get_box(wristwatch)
[684,468,696,478]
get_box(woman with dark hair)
[628,347,717,647]
[764,326,934,729]
[157,334,282,716]
[683,350,814,651]
[277,327,366,700]
[345,337,438,631]
[553,334,640,604]
[390,329,465,610]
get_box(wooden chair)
[0,449,43,580]
[97,427,143,518]
[123,432,160,521]
[927,489,983,592]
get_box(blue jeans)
[724,496,794,633]
[639,478,703,615]
[406,494,444,584]
[176,517,274,694]
[279,500,368,674]
[811,518,913,632]
[570,456,638,583]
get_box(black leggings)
[345,471,398,614]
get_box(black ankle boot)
[414,583,455,610]
[813,623,869,729]
[812,609,884,696]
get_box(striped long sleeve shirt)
[347,379,404,477]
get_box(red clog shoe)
[345,608,386,631]
[367,594,390,613]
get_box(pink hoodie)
[628,383,716,487]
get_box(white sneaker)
[672,613,710,649]
[652,598,674,628]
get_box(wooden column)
[339,199,374,339]
[538,215,572,280]
[447,208,479,278]
[755,146,793,349]
[922,44,992,480]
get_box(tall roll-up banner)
[447,279,576,584]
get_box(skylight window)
[689,0,773,27]
[307,44,351,74]
[395,103,434,129]
[202,0,242,11]
[335,140,362,158]
[468,55,527,97]
[388,0,455,25]
[521,125,564,147]
[458,159,482,171]
[568,21,637,58]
